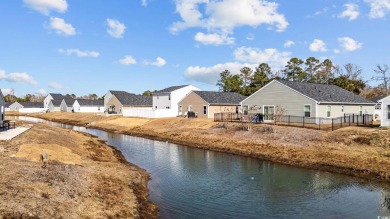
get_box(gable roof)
[63,95,75,106]
[155,85,189,93]
[276,80,375,104]
[121,95,152,107]
[370,96,386,102]
[19,102,44,108]
[49,93,64,100]
[193,91,246,106]
[5,102,12,108]
[50,99,63,107]
[76,99,104,106]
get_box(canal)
[10,116,390,218]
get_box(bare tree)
[372,64,390,95]
[343,63,362,80]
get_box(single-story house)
[178,91,246,118]
[4,102,12,111]
[0,90,4,123]
[73,99,104,113]
[49,99,62,112]
[241,79,375,122]
[18,102,45,113]
[104,90,135,112]
[106,91,152,116]
[379,95,390,127]
[8,102,23,111]
[44,93,64,109]
[60,95,75,112]
[152,85,200,118]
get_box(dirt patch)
[0,122,157,218]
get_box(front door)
[263,106,275,121]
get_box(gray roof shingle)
[49,93,64,100]
[277,80,375,104]
[76,99,104,106]
[194,91,246,105]
[63,95,75,106]
[51,99,62,106]
[111,91,152,107]
[19,102,44,108]
[155,85,188,93]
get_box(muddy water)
[10,116,390,218]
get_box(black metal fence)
[214,113,374,131]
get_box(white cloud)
[35,89,47,96]
[1,89,12,96]
[48,17,76,36]
[48,82,66,89]
[338,37,362,51]
[333,49,341,54]
[309,39,327,52]
[365,0,390,18]
[24,0,68,15]
[339,3,359,20]
[0,69,37,85]
[233,47,291,66]
[119,55,137,65]
[145,57,167,67]
[106,18,126,38]
[283,40,295,48]
[194,32,234,45]
[170,0,288,34]
[184,46,290,84]
[141,0,147,7]
[58,49,100,57]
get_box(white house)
[49,99,62,112]
[380,95,390,127]
[0,90,4,124]
[152,85,200,118]
[44,93,64,109]
[8,102,23,111]
[17,102,45,113]
[73,99,104,113]
[60,95,75,112]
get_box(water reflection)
[8,116,390,219]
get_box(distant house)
[241,80,375,122]
[4,102,12,111]
[60,95,75,112]
[178,91,246,118]
[152,85,200,118]
[8,102,23,111]
[0,90,4,123]
[44,93,64,109]
[49,99,62,112]
[370,96,386,121]
[16,102,44,113]
[379,95,390,127]
[106,91,152,115]
[73,99,104,113]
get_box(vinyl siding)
[381,96,390,127]
[241,81,317,117]
[106,95,123,114]
[178,91,208,118]
[9,102,23,111]
[317,104,375,118]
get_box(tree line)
[216,57,390,98]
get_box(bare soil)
[0,120,157,219]
[14,112,390,184]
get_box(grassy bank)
[9,112,390,183]
[0,119,157,218]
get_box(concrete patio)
[0,127,31,141]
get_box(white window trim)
[263,105,275,121]
[304,104,311,118]
[243,105,248,115]
[326,105,331,118]
[203,105,207,115]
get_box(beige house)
[105,91,152,114]
[241,79,375,121]
[178,91,246,118]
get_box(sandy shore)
[0,120,157,218]
[10,112,390,184]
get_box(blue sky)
[0,0,389,97]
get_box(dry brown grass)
[18,112,390,183]
[0,122,157,218]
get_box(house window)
[179,106,182,114]
[168,95,171,100]
[188,105,192,112]
[387,105,390,119]
[243,105,248,115]
[341,105,344,113]
[327,106,331,117]
[166,106,170,109]
[203,106,207,114]
[304,105,311,117]
[359,106,363,116]
[155,106,157,109]
[235,106,239,114]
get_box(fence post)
[340,116,343,128]
[288,115,290,125]
[302,116,305,128]
[319,117,321,130]
[332,118,334,131]
[349,115,351,126]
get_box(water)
[9,116,390,218]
